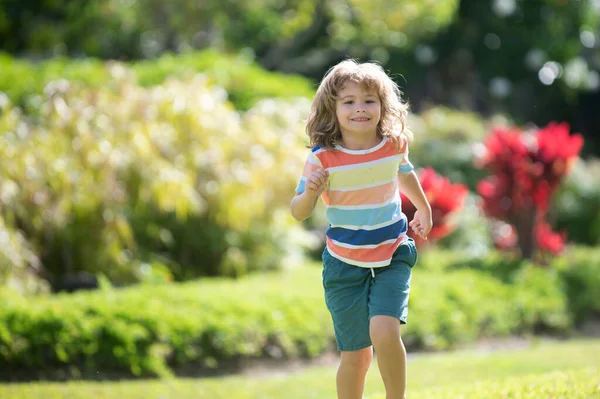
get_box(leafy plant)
[475,122,584,261]
[0,261,574,379]
[0,64,311,286]
[401,167,468,246]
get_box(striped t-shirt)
[296,136,414,268]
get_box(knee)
[369,315,401,348]
[340,347,372,373]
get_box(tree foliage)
[0,0,458,64]
[388,0,600,154]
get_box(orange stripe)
[301,160,321,178]
[316,140,401,167]
[324,180,397,206]
[399,136,408,154]
[326,236,404,263]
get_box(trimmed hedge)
[419,244,600,327]
[0,259,572,379]
[0,269,331,379]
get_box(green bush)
[0,49,315,112]
[0,66,312,286]
[554,157,600,246]
[0,216,48,294]
[419,245,599,329]
[510,264,572,334]
[435,192,494,254]
[132,50,316,111]
[408,107,500,190]
[0,269,331,378]
[0,263,572,379]
[553,245,600,324]
[405,268,516,349]
[406,263,571,350]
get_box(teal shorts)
[322,238,418,352]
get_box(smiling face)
[335,81,381,140]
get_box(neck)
[339,133,382,150]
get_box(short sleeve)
[296,151,323,194]
[398,136,414,174]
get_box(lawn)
[1,338,599,398]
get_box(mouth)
[351,117,371,122]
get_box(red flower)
[401,167,468,245]
[478,126,530,174]
[537,122,584,166]
[478,123,583,217]
[535,221,566,255]
[475,122,582,259]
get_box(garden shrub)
[0,264,572,379]
[0,216,48,295]
[554,157,600,246]
[407,106,494,190]
[553,245,600,325]
[0,66,312,287]
[419,245,597,330]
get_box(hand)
[305,168,329,197]
[409,209,433,240]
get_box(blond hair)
[306,59,412,150]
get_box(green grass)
[1,338,599,398]
[411,368,599,399]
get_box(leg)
[370,315,407,399]
[322,248,373,399]
[367,240,417,399]
[337,347,373,399]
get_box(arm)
[398,171,430,213]
[290,192,320,221]
[398,171,432,239]
[290,168,329,221]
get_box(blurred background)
[1,0,600,390]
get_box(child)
[290,59,432,399]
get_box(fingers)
[316,169,328,187]
[306,180,320,192]
[410,219,431,240]
[307,169,329,194]
[412,225,427,240]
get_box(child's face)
[335,81,381,139]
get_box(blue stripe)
[311,145,321,153]
[327,216,407,246]
[296,178,306,194]
[398,161,414,173]
[326,200,400,226]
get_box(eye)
[366,100,375,103]
[344,100,354,104]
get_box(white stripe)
[313,148,325,157]
[334,136,389,155]
[308,152,322,166]
[327,154,401,173]
[330,238,398,249]
[329,213,405,231]
[326,250,391,268]
[327,194,397,210]
[326,234,408,268]
[330,177,397,192]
